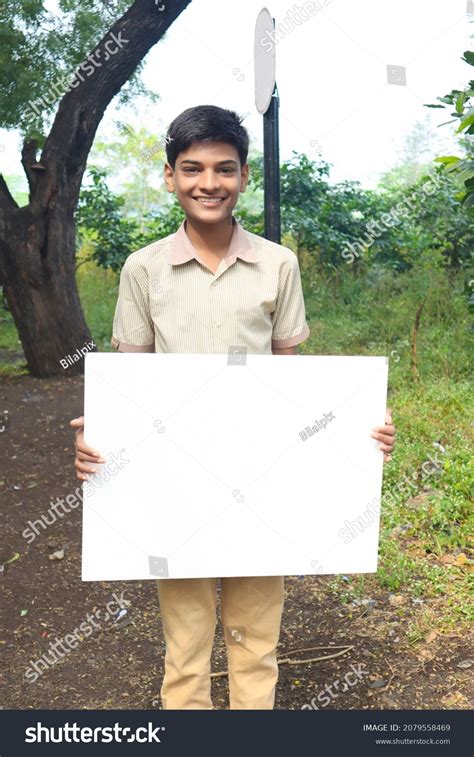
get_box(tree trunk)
[0,0,191,377]
[0,190,90,376]
[410,295,428,382]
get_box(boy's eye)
[182,167,235,174]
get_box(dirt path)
[1,376,472,710]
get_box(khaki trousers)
[156,576,285,709]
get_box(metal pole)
[263,82,281,244]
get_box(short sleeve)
[271,255,310,349]
[111,259,155,352]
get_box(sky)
[1,0,473,188]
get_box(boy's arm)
[271,255,310,353]
[111,258,155,352]
[272,346,298,355]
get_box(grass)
[75,259,119,352]
[1,260,472,631]
[0,302,22,355]
[301,263,473,630]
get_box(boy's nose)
[198,170,221,192]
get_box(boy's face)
[164,141,249,224]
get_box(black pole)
[263,82,281,243]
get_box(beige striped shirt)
[111,217,310,354]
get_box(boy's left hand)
[371,408,396,463]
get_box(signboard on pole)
[254,7,276,115]
[254,7,281,243]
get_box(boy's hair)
[165,105,249,169]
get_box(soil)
[1,374,472,710]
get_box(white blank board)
[82,354,388,581]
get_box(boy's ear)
[164,162,175,193]
[240,162,249,193]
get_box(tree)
[77,166,184,272]
[395,168,474,271]
[233,152,265,237]
[0,0,191,376]
[239,152,389,272]
[89,121,170,227]
[0,175,28,207]
[76,167,141,273]
[426,49,474,207]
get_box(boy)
[71,105,396,710]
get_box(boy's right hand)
[70,416,106,480]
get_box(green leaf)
[457,162,474,181]
[455,91,467,113]
[434,156,461,165]
[438,95,455,104]
[456,113,474,133]
[462,51,474,66]
[461,191,474,207]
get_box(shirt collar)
[170,217,261,266]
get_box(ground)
[1,374,472,710]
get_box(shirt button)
[215,322,221,328]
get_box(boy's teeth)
[198,198,223,202]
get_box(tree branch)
[0,175,19,211]
[21,139,41,199]
[37,0,191,203]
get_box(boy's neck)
[184,214,235,257]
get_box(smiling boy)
[71,105,395,710]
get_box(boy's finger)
[76,445,105,461]
[372,424,395,435]
[385,407,393,424]
[70,417,84,428]
[371,431,395,444]
[77,450,105,463]
[75,460,98,474]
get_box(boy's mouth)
[193,196,227,205]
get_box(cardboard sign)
[81,353,388,580]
